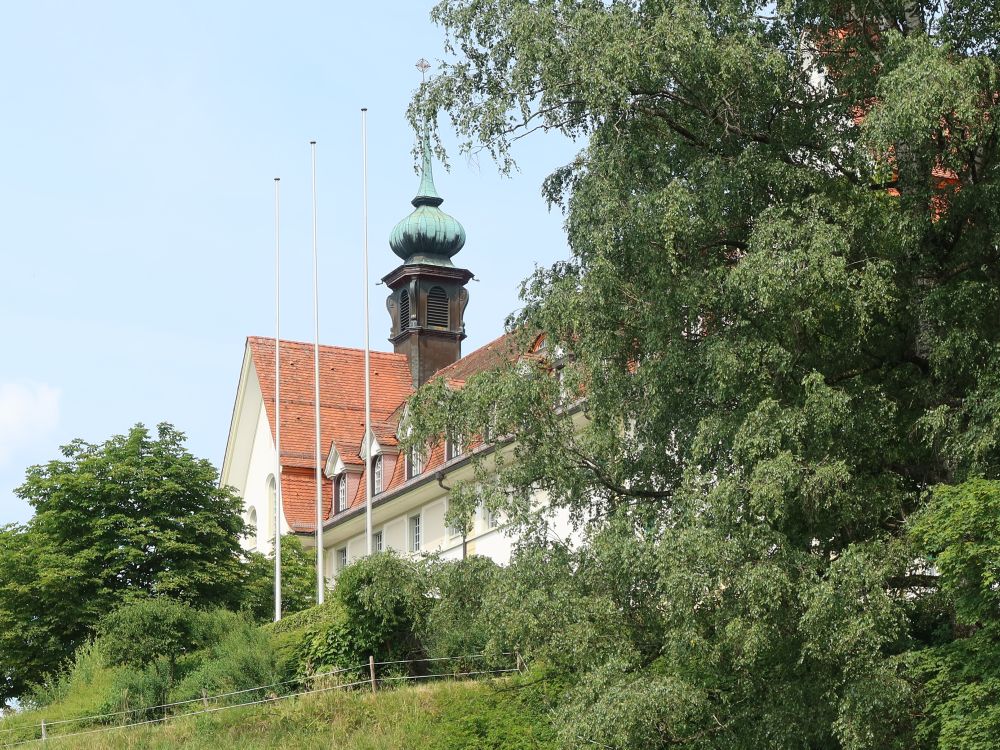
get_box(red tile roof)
[248,337,412,530]
[248,331,529,532]
[431,331,521,384]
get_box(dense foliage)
[242,533,317,622]
[403,1,1000,747]
[4,554,539,747]
[298,552,432,674]
[0,424,246,706]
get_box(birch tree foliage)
[404,2,1000,747]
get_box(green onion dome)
[389,132,466,266]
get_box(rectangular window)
[407,448,424,479]
[409,514,422,552]
[446,436,464,461]
[482,503,500,530]
[373,530,383,553]
[446,501,464,538]
[337,547,348,571]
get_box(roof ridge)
[246,335,405,359]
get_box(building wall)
[241,396,288,554]
[323,481,573,578]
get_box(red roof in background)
[432,331,521,385]
[247,331,528,532]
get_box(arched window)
[337,474,348,513]
[426,286,449,328]
[372,455,384,495]
[247,507,258,551]
[399,289,411,331]
[266,475,277,543]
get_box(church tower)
[384,131,473,388]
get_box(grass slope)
[2,679,558,750]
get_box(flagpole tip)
[274,177,280,182]
[310,140,317,145]
[361,107,368,112]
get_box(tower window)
[399,289,411,332]
[427,286,449,329]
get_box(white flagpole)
[362,108,373,556]
[273,177,283,623]
[310,141,325,604]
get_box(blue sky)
[0,1,577,525]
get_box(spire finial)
[413,58,441,208]
[416,57,431,82]
[387,57,465,265]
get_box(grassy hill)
[1,678,558,749]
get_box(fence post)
[202,689,209,708]
[515,650,525,673]
[369,655,377,693]
[40,719,47,742]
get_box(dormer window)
[407,446,424,479]
[446,435,464,461]
[336,474,348,513]
[372,455,384,495]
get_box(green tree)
[241,534,317,622]
[0,423,246,707]
[405,2,1000,746]
[908,480,1000,748]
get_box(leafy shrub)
[97,598,202,669]
[171,621,283,704]
[242,534,317,622]
[94,601,259,720]
[299,552,431,674]
[263,601,343,679]
[25,642,108,710]
[421,555,504,670]
[99,657,174,722]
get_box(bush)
[299,552,431,674]
[171,622,283,704]
[263,602,344,679]
[99,657,174,722]
[97,599,202,670]
[421,556,504,670]
[242,534,317,622]
[25,642,108,711]
[94,601,261,720]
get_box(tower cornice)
[382,262,474,288]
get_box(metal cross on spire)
[416,57,430,82]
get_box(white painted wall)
[221,354,288,556]
[242,403,289,554]
[323,485,573,577]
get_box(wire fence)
[0,652,521,747]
